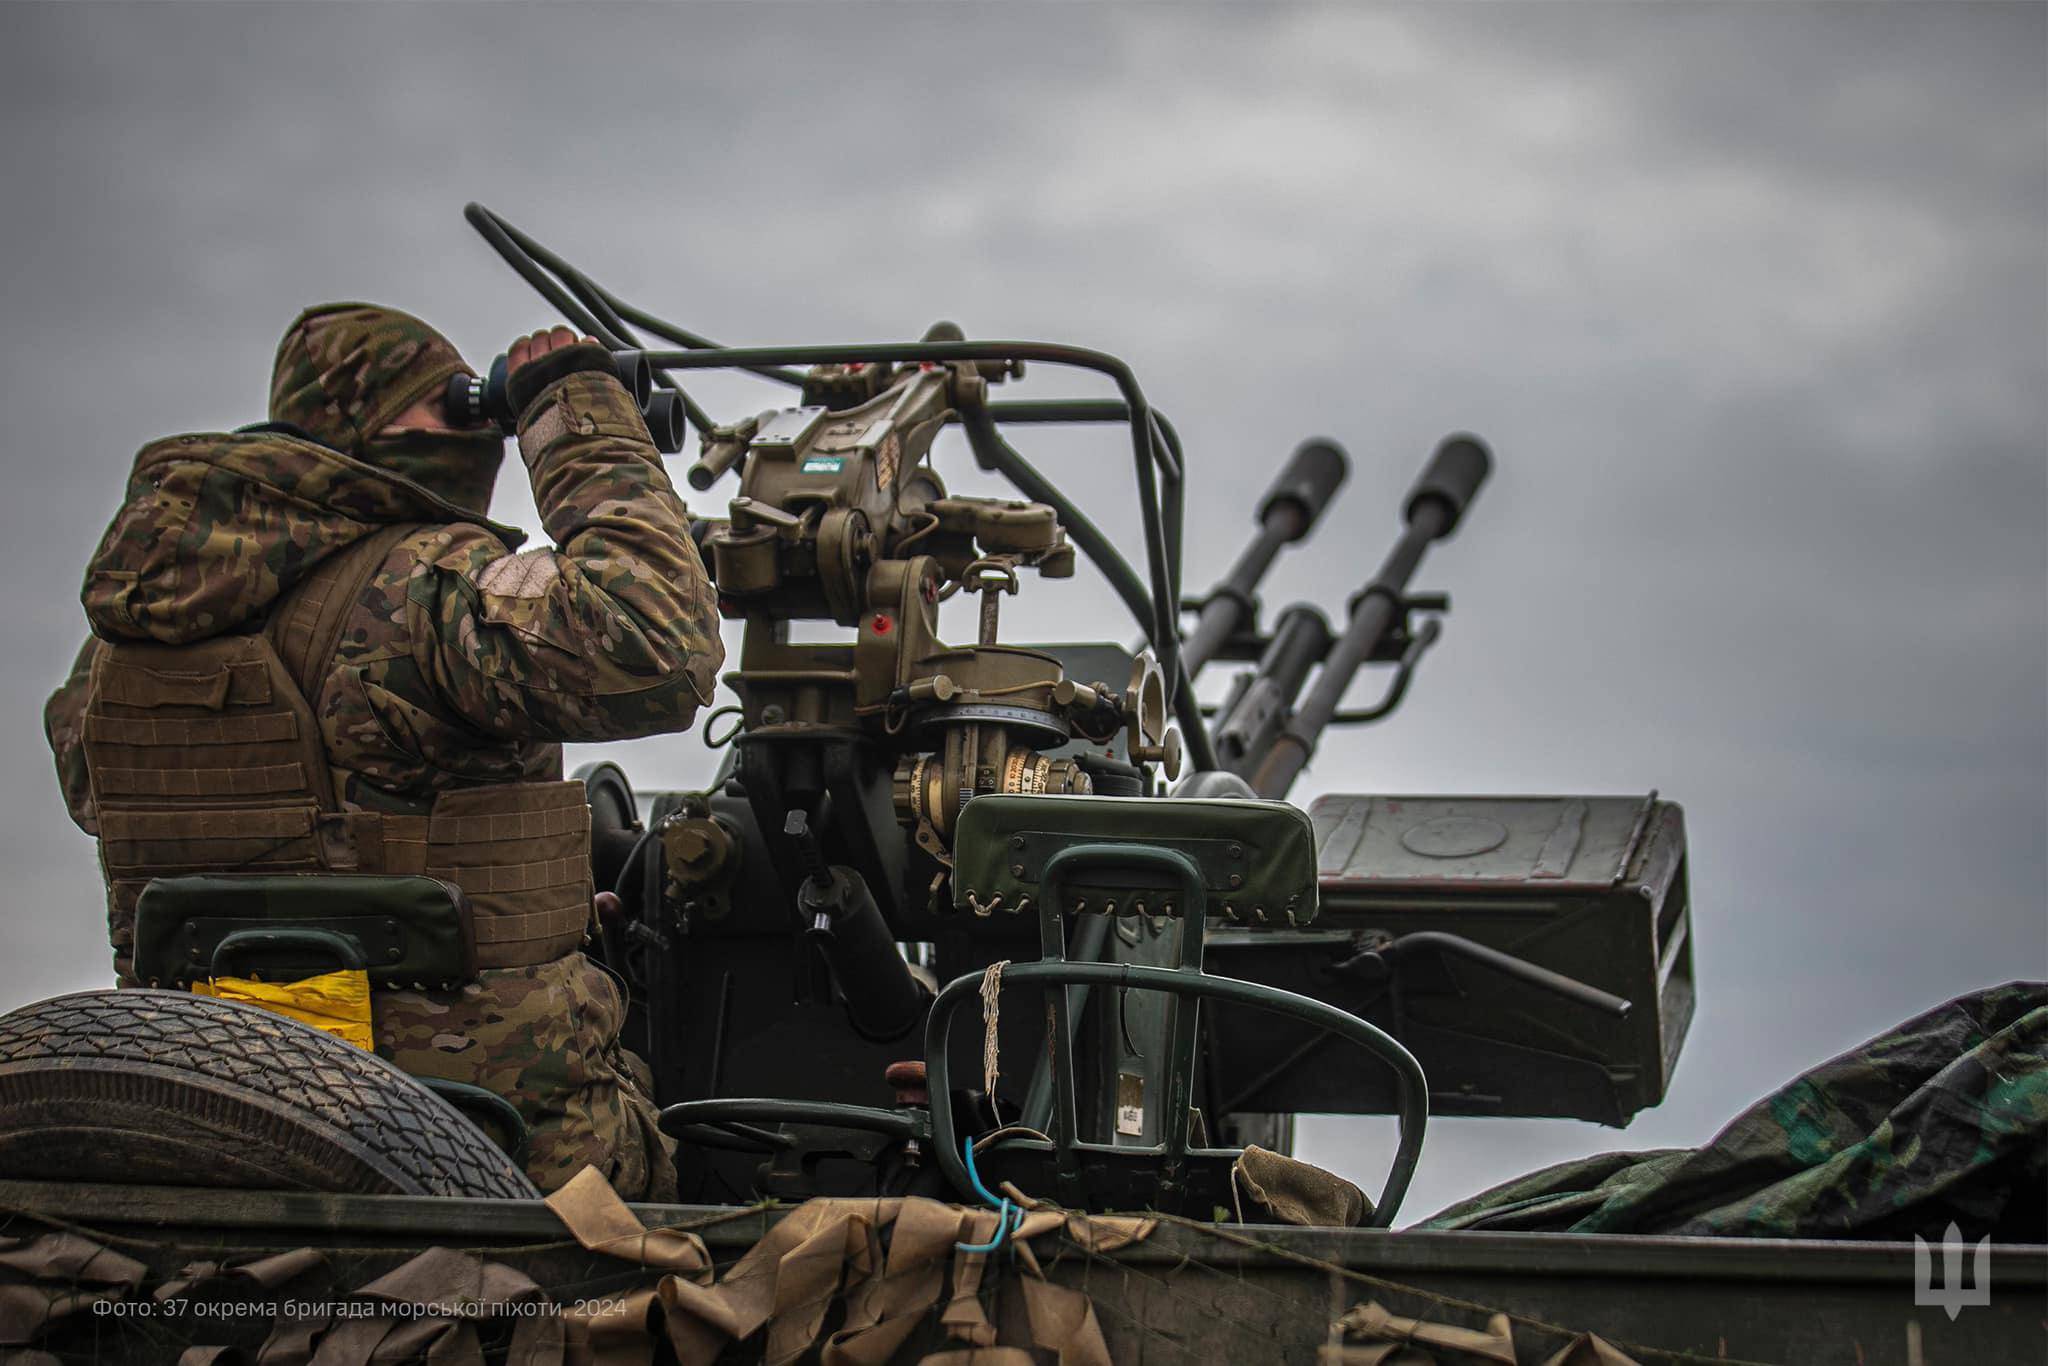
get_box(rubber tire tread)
[0,989,535,1199]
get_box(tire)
[0,989,537,1199]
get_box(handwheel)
[659,1098,929,1152]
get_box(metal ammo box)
[1204,793,1692,1126]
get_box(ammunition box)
[1203,794,1692,1125]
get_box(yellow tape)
[192,969,375,1051]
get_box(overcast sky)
[2,2,2042,1223]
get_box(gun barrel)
[1182,439,1348,676]
[1214,604,1332,774]
[1249,434,1491,798]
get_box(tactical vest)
[82,523,594,982]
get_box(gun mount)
[198,204,1698,1218]
[445,203,1702,1214]
[434,203,1701,1215]
[16,201,2048,1366]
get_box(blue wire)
[955,1197,1022,1254]
[954,1137,1026,1253]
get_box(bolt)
[761,704,786,724]
[387,947,403,961]
[1010,863,1026,877]
[1228,844,1243,859]
[1010,835,1026,850]
[1228,874,1243,889]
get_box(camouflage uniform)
[46,304,723,1199]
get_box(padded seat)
[132,874,476,990]
[950,794,1319,926]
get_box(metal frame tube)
[637,340,1190,721]
[959,407,1218,772]
[467,206,718,432]
[926,959,1427,1226]
[464,206,1216,762]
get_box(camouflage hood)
[270,302,504,515]
[270,302,472,456]
[81,429,524,645]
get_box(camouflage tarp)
[1422,981,2047,1241]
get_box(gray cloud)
[2,1,2041,1222]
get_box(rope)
[979,959,1009,1101]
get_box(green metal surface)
[133,874,477,990]
[953,793,1322,925]
[1201,794,1692,1125]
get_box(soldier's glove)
[506,336,617,418]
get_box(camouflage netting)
[1423,981,2048,1241]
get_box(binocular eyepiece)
[445,349,685,453]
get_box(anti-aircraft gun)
[436,200,1695,1220]
[17,209,2046,1366]
[450,204,1696,1222]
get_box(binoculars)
[445,349,687,454]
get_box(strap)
[266,523,427,702]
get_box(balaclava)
[269,302,503,514]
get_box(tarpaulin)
[1424,981,2048,1240]
[542,1165,1153,1365]
[0,1231,147,1345]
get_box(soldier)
[44,303,724,1199]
